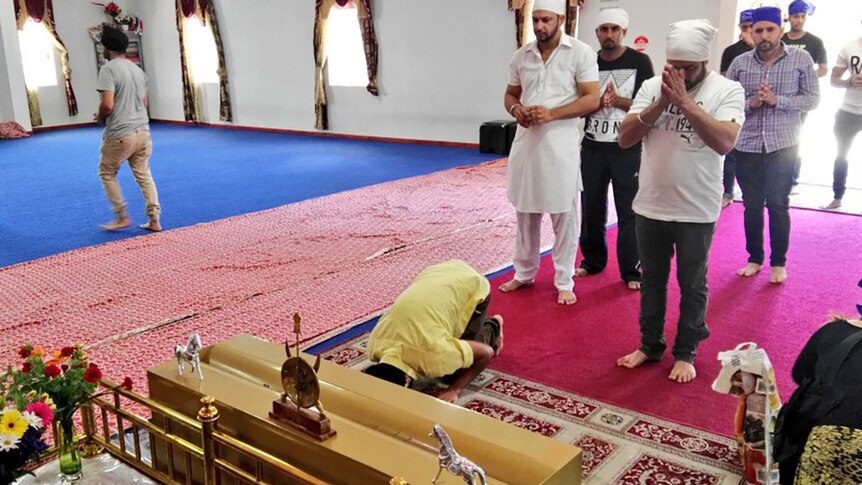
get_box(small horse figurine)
[175,333,203,380]
[430,424,487,485]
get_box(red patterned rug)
[322,334,743,484]
[486,205,862,438]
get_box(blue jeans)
[636,215,715,363]
[734,146,797,267]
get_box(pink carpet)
[487,204,862,437]
[0,159,555,403]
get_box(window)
[325,3,368,88]
[183,17,219,84]
[18,20,57,88]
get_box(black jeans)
[722,150,737,197]
[833,109,862,200]
[579,145,641,283]
[636,215,714,363]
[734,146,797,267]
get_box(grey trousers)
[636,215,715,363]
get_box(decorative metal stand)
[270,314,336,441]
[175,333,203,380]
[430,424,487,485]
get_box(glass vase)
[56,417,82,482]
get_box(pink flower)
[26,402,53,428]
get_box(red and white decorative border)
[322,334,744,484]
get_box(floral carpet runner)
[322,334,744,484]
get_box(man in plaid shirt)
[726,6,819,284]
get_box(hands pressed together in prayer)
[659,64,691,108]
[600,83,620,109]
[750,79,778,109]
[512,105,556,128]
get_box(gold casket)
[146,334,582,484]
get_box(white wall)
[137,0,516,143]
[0,0,743,140]
[0,0,30,130]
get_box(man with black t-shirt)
[783,0,828,189]
[719,9,755,208]
[577,7,654,290]
[783,0,828,78]
[720,9,755,76]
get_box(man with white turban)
[727,6,819,284]
[577,7,654,292]
[616,19,745,383]
[501,0,600,305]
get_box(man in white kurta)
[500,0,600,305]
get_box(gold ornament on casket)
[269,313,336,441]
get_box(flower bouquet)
[2,344,132,482]
[92,2,122,20]
[0,398,52,484]
[115,14,142,32]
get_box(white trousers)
[512,209,578,292]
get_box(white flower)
[22,411,43,430]
[0,433,20,451]
[1,403,16,413]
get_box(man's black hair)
[101,25,129,53]
[363,363,409,387]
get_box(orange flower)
[46,350,69,367]
[30,347,47,358]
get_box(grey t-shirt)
[97,58,149,141]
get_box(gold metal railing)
[49,379,409,485]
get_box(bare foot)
[139,220,162,232]
[721,195,733,208]
[821,199,842,210]
[574,267,589,277]
[557,290,577,305]
[499,279,531,292]
[627,280,641,291]
[617,350,650,369]
[737,263,762,277]
[490,315,504,357]
[100,217,132,231]
[770,266,787,284]
[668,361,697,383]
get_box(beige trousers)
[99,130,160,220]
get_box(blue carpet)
[0,124,498,267]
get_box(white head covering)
[597,8,629,29]
[532,0,566,15]
[666,19,718,62]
